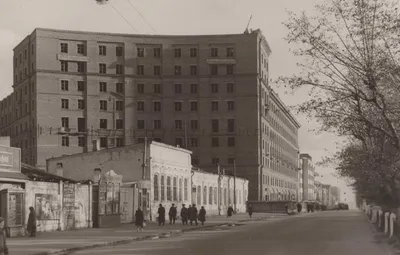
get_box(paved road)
[70,211,393,255]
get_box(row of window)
[135,119,235,132]
[165,136,236,148]
[60,80,124,94]
[61,136,124,148]
[262,174,297,190]
[60,43,235,59]
[137,83,235,94]
[136,100,236,112]
[15,43,34,68]
[60,117,124,130]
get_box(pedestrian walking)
[297,202,302,213]
[248,204,253,218]
[199,206,206,225]
[157,204,166,226]
[189,204,198,225]
[227,205,234,218]
[169,204,177,225]
[0,217,8,255]
[284,204,289,214]
[135,207,144,232]
[180,204,189,225]
[27,206,36,237]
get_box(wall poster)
[8,193,23,226]
[35,194,60,220]
[63,183,75,229]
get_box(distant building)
[321,184,331,206]
[299,153,316,201]
[330,186,341,206]
[1,27,299,201]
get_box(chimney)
[56,162,64,177]
[92,140,99,152]
[94,168,102,183]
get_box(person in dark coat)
[135,208,144,232]
[189,204,198,225]
[297,203,302,213]
[284,204,289,214]
[248,205,253,218]
[199,206,206,225]
[227,205,234,218]
[27,206,36,237]
[157,204,165,226]
[169,204,177,225]
[180,204,189,225]
[0,217,8,255]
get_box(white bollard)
[390,213,397,238]
[378,210,383,228]
[385,212,390,235]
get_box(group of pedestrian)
[157,204,207,226]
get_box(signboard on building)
[0,146,20,172]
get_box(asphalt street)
[70,210,393,255]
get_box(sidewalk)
[8,213,290,255]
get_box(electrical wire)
[108,1,139,33]
[127,0,157,33]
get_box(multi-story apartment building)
[0,28,300,200]
[299,153,316,201]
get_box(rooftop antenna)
[244,15,252,34]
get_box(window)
[173,177,177,201]
[190,120,198,130]
[174,102,182,111]
[212,119,219,132]
[116,46,123,56]
[190,84,198,94]
[228,157,235,165]
[211,83,219,93]
[99,45,106,55]
[77,81,85,91]
[179,179,183,202]
[190,101,198,111]
[100,137,107,148]
[203,186,207,204]
[210,65,218,75]
[62,136,69,147]
[227,101,235,110]
[99,63,106,74]
[61,99,69,109]
[154,120,161,129]
[77,136,86,147]
[175,120,182,130]
[137,84,144,93]
[190,65,197,75]
[77,44,85,54]
[61,61,68,72]
[61,43,68,53]
[154,84,161,93]
[100,119,107,129]
[137,120,145,129]
[227,48,234,57]
[116,83,124,93]
[116,101,124,111]
[61,117,69,128]
[154,66,161,75]
[174,66,182,75]
[175,138,183,147]
[227,83,235,93]
[154,175,159,201]
[99,82,107,92]
[61,80,69,91]
[191,157,199,166]
[212,157,220,165]
[184,179,188,201]
[212,137,219,147]
[227,65,235,75]
[137,101,145,111]
[211,101,219,111]
[211,48,218,57]
[174,84,182,93]
[153,101,161,112]
[167,176,172,201]
[228,119,235,132]
[116,64,124,74]
[78,99,85,110]
[190,48,197,57]
[77,62,85,73]
[100,100,107,111]
[116,138,124,147]
[174,48,181,58]
[116,119,124,129]
[137,65,144,75]
[214,187,218,205]
[154,48,161,58]
[137,47,144,57]
[161,176,165,201]
[190,138,198,148]
[228,137,235,147]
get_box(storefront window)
[167,176,171,201]
[173,177,177,201]
[178,178,182,202]
[161,176,165,201]
[154,175,159,201]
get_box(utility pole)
[233,160,237,212]
[142,137,147,180]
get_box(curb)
[32,215,272,255]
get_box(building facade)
[299,153,316,201]
[330,186,341,206]
[2,28,298,201]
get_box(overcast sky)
[0,0,354,205]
